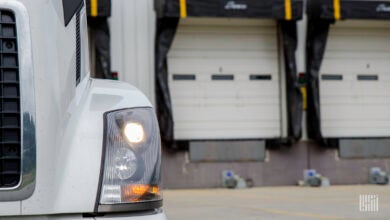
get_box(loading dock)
[108,0,390,188]
[306,0,390,156]
[156,0,303,146]
[317,20,390,138]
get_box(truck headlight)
[124,122,145,144]
[98,108,162,211]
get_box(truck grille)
[0,10,20,188]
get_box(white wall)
[296,15,307,75]
[110,0,156,106]
[296,14,308,141]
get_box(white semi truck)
[0,0,165,219]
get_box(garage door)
[320,20,390,138]
[168,18,284,140]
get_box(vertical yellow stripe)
[334,0,341,20]
[91,0,98,17]
[285,0,292,20]
[301,86,307,110]
[180,0,187,18]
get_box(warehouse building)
[108,0,390,188]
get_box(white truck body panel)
[167,18,284,140]
[0,202,19,215]
[320,20,390,138]
[22,79,152,215]
[0,0,164,218]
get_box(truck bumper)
[95,212,166,220]
[0,212,167,220]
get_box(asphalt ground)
[164,185,390,220]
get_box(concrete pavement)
[164,185,390,220]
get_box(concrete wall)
[162,142,390,189]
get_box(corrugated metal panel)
[110,0,156,105]
[320,20,390,137]
[168,18,282,140]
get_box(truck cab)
[0,0,165,219]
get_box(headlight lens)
[124,122,145,144]
[114,148,138,180]
[100,108,161,205]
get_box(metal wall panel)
[110,0,156,106]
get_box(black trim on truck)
[62,0,84,26]
[98,200,163,213]
[76,9,81,85]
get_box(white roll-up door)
[168,18,285,140]
[320,20,390,138]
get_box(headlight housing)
[97,107,162,212]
